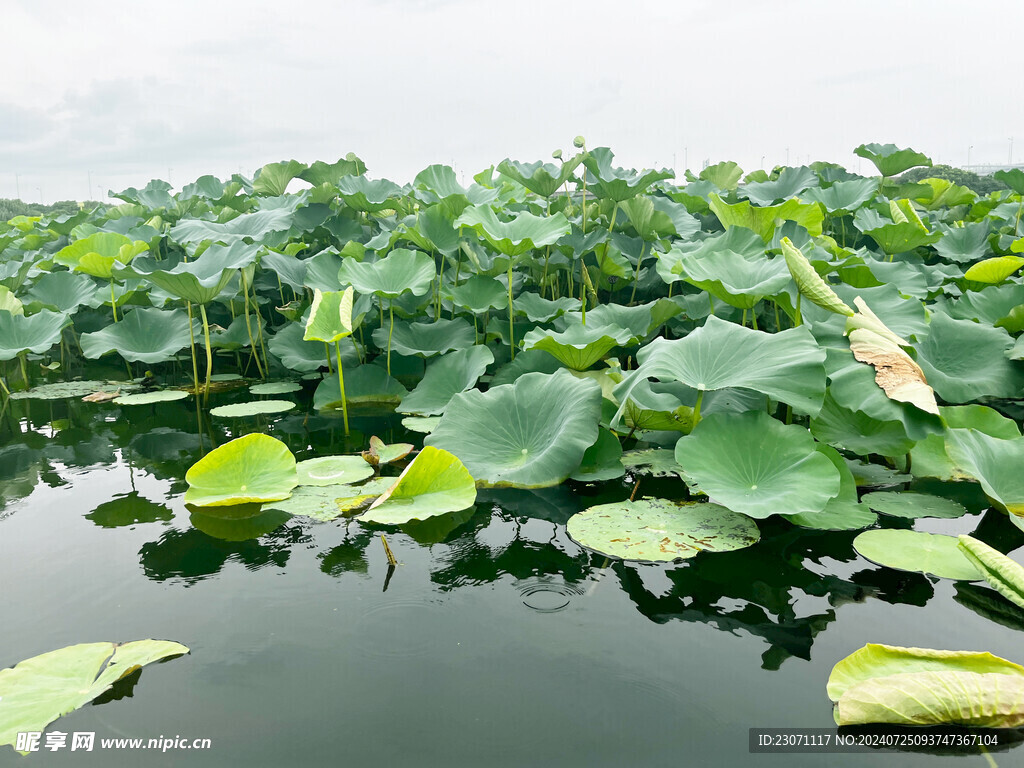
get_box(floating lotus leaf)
[946,430,1024,515]
[249,381,302,395]
[780,237,852,316]
[0,309,69,360]
[569,428,625,482]
[425,369,601,488]
[296,455,374,486]
[674,410,840,519]
[861,491,967,520]
[9,380,123,401]
[401,416,441,434]
[0,640,189,749]
[614,316,827,420]
[80,307,193,364]
[846,459,912,488]
[455,206,570,257]
[113,390,189,406]
[854,143,932,177]
[965,256,1024,284]
[365,436,413,465]
[398,346,494,415]
[852,529,979,580]
[263,477,396,521]
[958,535,1024,611]
[783,445,877,530]
[314,366,406,409]
[522,322,632,371]
[566,498,760,562]
[303,287,354,343]
[373,318,475,357]
[910,405,1021,481]
[359,446,476,524]
[620,448,682,478]
[913,312,1023,403]
[184,433,297,507]
[845,297,938,415]
[209,399,295,418]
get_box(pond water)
[3,381,1024,766]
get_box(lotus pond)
[4,143,1024,764]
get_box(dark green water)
[3,382,1024,767]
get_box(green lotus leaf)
[253,159,307,196]
[113,390,190,406]
[425,369,601,488]
[118,243,256,305]
[698,161,742,190]
[919,178,976,210]
[913,312,1023,403]
[958,535,1024,611]
[337,248,434,299]
[313,365,406,409]
[566,498,759,562]
[209,399,295,418]
[852,529,979,580]
[810,391,915,457]
[373,318,475,358]
[802,178,878,213]
[296,455,375,486]
[184,433,297,507]
[249,381,302,395]
[513,292,579,322]
[620,448,682,478]
[336,176,403,213]
[581,147,673,202]
[446,275,508,313]
[614,316,826,420]
[854,143,932,177]
[708,193,823,241]
[80,307,193,364]
[53,232,148,279]
[454,206,570,257]
[946,284,1024,326]
[863,221,940,254]
[740,166,818,205]
[0,309,69,360]
[198,313,265,351]
[846,459,912,488]
[670,238,791,309]
[496,156,584,198]
[401,416,441,434]
[674,410,840,519]
[360,446,476,524]
[946,430,1024,515]
[861,491,967,519]
[0,285,23,316]
[783,445,878,530]
[964,256,1024,284]
[398,346,494,415]
[10,380,130,401]
[303,287,354,343]
[780,237,853,316]
[171,206,296,245]
[522,322,632,371]
[263,477,396,522]
[269,323,358,372]
[910,405,1021,481]
[569,428,625,482]
[24,271,101,313]
[366,436,413,465]
[935,221,991,263]
[0,639,189,749]
[1011,336,1024,361]
[299,155,365,186]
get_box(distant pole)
[684,147,688,171]
[15,173,20,200]
[168,167,173,186]
[761,155,765,168]
[1011,137,1015,165]
[968,145,973,168]
[672,152,676,175]
[97,185,105,202]
[87,170,93,200]
[36,187,42,204]
[786,147,790,165]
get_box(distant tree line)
[0,198,101,221]
[896,165,1008,195]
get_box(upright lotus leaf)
[946,430,1024,515]
[337,249,435,299]
[613,316,827,422]
[783,445,877,530]
[296,455,375,487]
[398,345,494,415]
[863,220,941,255]
[910,406,1021,481]
[169,206,296,245]
[80,307,193,364]
[184,433,297,507]
[446,275,508,313]
[253,160,308,196]
[566,498,760,562]
[53,232,148,279]
[299,155,365,186]
[861,491,967,519]
[495,156,584,198]
[360,446,476,524]
[513,292,578,322]
[336,176,403,213]
[581,148,673,202]
[852,529,979,580]
[854,143,932,177]
[780,237,853,316]
[0,640,189,749]
[118,242,257,305]
[522,322,633,371]
[425,369,601,488]
[802,178,879,213]
[673,410,841,519]
[363,436,413,466]
[0,310,70,360]
[373,318,475,358]
[740,166,818,205]
[845,297,938,415]
[913,312,1023,403]
[0,286,24,316]
[698,161,743,190]
[569,428,625,482]
[455,206,571,257]
[809,391,915,457]
[304,287,354,343]
[669,238,791,309]
[965,256,1024,284]
[708,193,823,241]
[24,271,100,313]
[269,323,358,372]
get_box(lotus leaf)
[336,176,403,212]
[581,148,673,202]
[802,178,878,213]
[253,159,307,196]
[455,206,570,257]
[398,346,494,415]
[264,478,396,521]
[303,287,355,343]
[425,369,601,488]
[80,307,193,365]
[446,275,508,313]
[184,433,297,507]
[364,436,413,466]
[910,405,1021,481]
[784,445,877,530]
[250,381,302,395]
[169,206,295,245]
[708,193,823,241]
[566,498,759,562]
[854,143,932,177]
[401,416,441,434]
[9,380,126,401]
[314,366,406,409]
[360,446,476,524]
[24,271,101,313]
[113,390,190,406]
[373,318,475,358]
[496,156,584,198]
[670,240,791,310]
[53,232,148,279]
[269,323,358,372]
[569,428,625,482]
[0,285,23,317]
[946,430,1024,515]
[861,491,967,520]
[0,640,189,749]
[957,535,1024,611]
[852,529,979,580]
[296,455,375,486]
[965,256,1024,284]
[522,322,632,371]
[337,249,434,299]
[620,448,682,478]
[0,310,69,360]
[514,292,579,322]
[809,392,915,457]
[780,237,852,316]
[209,399,295,418]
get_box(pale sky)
[3,0,1022,203]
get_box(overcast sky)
[3,0,1022,203]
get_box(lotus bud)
[573,136,586,148]
[552,149,563,160]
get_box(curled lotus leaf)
[360,446,476,524]
[957,535,1024,611]
[184,433,297,507]
[780,237,852,316]
[946,430,1024,516]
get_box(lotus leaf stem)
[387,300,395,374]
[109,280,119,322]
[19,353,29,386]
[693,389,704,426]
[507,263,516,358]
[0,373,10,399]
[199,303,214,398]
[240,270,266,379]
[324,342,333,373]
[335,339,349,435]
[629,241,646,305]
[185,301,201,397]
